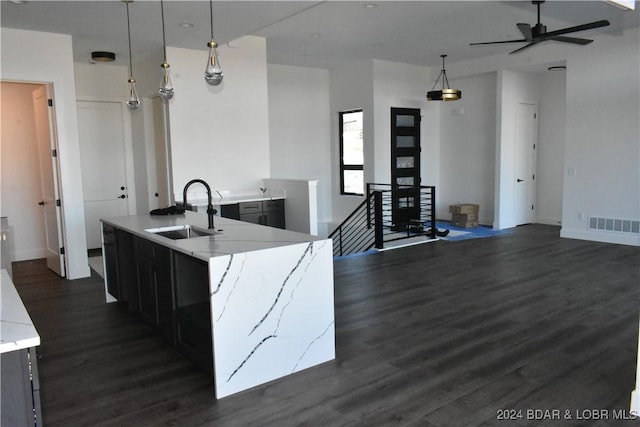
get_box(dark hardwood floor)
[12,224,639,426]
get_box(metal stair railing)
[330,183,437,257]
[329,191,383,257]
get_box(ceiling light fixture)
[123,0,140,111]
[91,51,116,63]
[158,0,174,101]
[204,0,223,86]
[426,54,461,101]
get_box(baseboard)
[535,216,562,226]
[560,228,640,247]
[11,248,48,262]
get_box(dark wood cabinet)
[103,223,213,373]
[173,252,213,373]
[102,224,135,306]
[220,199,285,229]
[1,348,41,427]
[134,237,174,342]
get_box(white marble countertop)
[179,188,286,207]
[101,211,324,262]
[1,269,40,353]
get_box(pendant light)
[204,0,223,86]
[158,0,174,100]
[426,54,461,101]
[123,0,140,111]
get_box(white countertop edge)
[101,212,327,262]
[1,269,41,353]
[184,195,285,207]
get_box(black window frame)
[339,109,364,196]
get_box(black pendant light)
[426,54,461,101]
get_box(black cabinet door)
[239,212,262,225]
[263,200,285,229]
[136,257,156,325]
[103,240,119,299]
[264,211,285,229]
[102,224,120,299]
[115,229,136,309]
[155,266,174,342]
[220,204,240,220]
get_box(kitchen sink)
[145,224,220,240]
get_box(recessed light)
[91,51,116,63]
[310,33,322,38]
[364,3,378,8]
[10,0,28,4]
[179,22,195,28]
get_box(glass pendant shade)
[124,0,139,112]
[127,78,140,111]
[159,61,174,100]
[204,39,223,86]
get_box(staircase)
[329,184,437,257]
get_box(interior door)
[33,85,65,276]
[514,103,537,225]
[77,101,129,249]
[390,107,421,229]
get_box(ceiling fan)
[470,0,610,54]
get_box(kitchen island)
[1,269,42,426]
[100,211,334,399]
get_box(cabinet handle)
[119,194,126,199]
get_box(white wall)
[439,72,497,224]
[1,28,90,279]
[494,70,541,229]
[561,28,640,246]
[536,68,566,226]
[0,83,47,261]
[267,64,332,232]
[166,37,271,198]
[371,59,436,186]
[74,62,139,215]
[329,59,374,228]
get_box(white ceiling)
[2,0,639,70]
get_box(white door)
[514,103,538,225]
[33,85,65,276]
[77,101,129,249]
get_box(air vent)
[589,217,640,234]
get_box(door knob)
[517,178,524,183]
[38,201,45,206]
[121,186,126,190]
[119,195,126,199]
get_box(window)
[339,109,364,195]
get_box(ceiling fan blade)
[517,23,533,41]
[538,20,610,39]
[508,42,540,54]
[550,36,593,45]
[470,39,527,46]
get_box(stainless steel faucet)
[182,179,215,229]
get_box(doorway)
[0,81,66,276]
[514,103,538,225]
[390,107,421,229]
[77,101,133,249]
